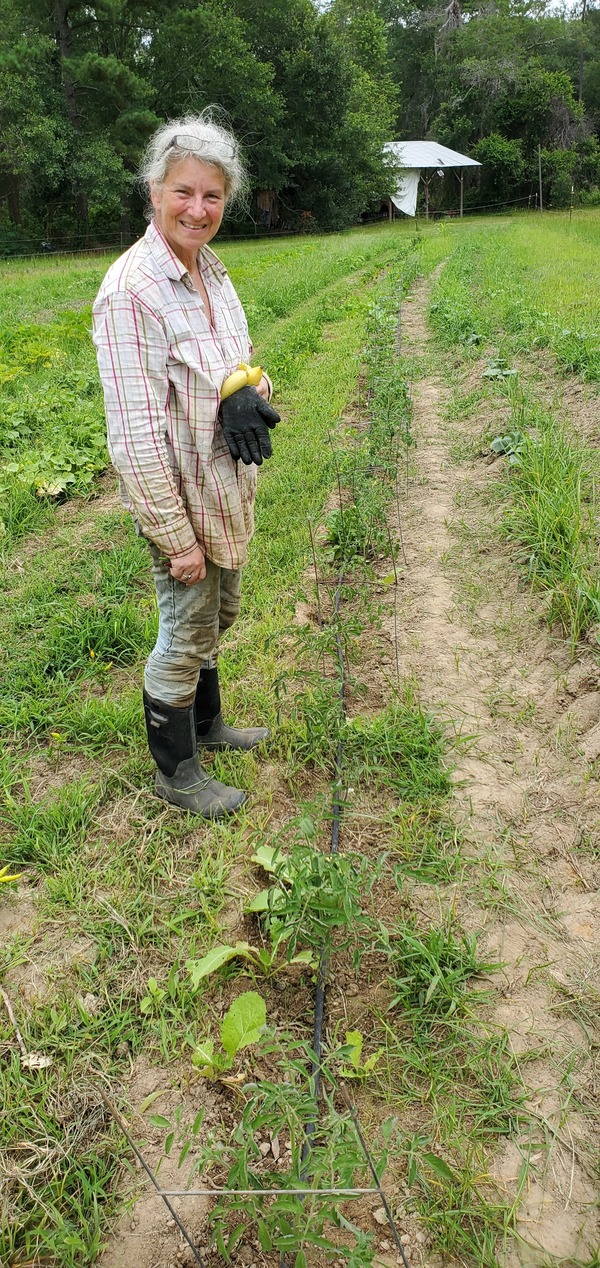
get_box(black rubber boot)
[143,692,246,819]
[195,665,269,752]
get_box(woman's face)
[151,157,226,265]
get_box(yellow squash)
[220,362,264,401]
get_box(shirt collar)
[146,220,227,287]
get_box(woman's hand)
[170,543,206,585]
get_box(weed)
[2,778,102,867]
[0,1055,120,1267]
[345,695,452,804]
[500,424,600,642]
[388,919,495,1025]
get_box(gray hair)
[139,110,247,205]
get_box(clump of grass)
[404,1135,519,1268]
[43,600,155,675]
[0,1056,121,1268]
[345,694,452,804]
[500,424,600,642]
[388,918,493,1025]
[2,778,101,867]
[387,804,461,883]
[0,483,54,551]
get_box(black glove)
[219,386,280,466]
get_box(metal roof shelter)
[385,141,481,219]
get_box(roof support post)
[459,169,464,217]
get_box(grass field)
[1,212,599,1268]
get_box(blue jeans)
[144,543,242,706]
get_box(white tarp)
[391,169,420,217]
[385,140,481,217]
[385,141,481,170]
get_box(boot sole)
[201,728,270,752]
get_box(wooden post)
[424,176,430,220]
[459,169,464,217]
[388,198,393,221]
[538,144,543,211]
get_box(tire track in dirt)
[384,270,600,1265]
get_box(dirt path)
[385,272,600,1264]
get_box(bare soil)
[378,271,600,1264]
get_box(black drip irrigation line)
[280,453,410,1257]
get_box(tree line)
[1,0,599,248]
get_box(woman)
[92,113,279,819]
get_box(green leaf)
[424,974,440,1004]
[363,1049,384,1074]
[294,1252,308,1268]
[226,1222,246,1254]
[422,1152,455,1181]
[165,1131,174,1155]
[220,991,266,1059]
[139,1090,163,1114]
[289,949,316,966]
[244,887,275,913]
[251,844,280,874]
[258,1219,273,1251]
[344,1029,363,1070]
[186,943,252,987]
[251,844,292,880]
[191,1039,215,1071]
[148,1114,171,1130]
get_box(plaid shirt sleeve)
[93,290,198,558]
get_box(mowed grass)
[429,208,600,378]
[429,209,600,646]
[0,220,542,1267]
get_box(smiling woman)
[91,111,280,819]
[151,155,227,279]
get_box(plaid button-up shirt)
[92,221,258,568]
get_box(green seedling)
[250,839,385,966]
[337,1030,384,1080]
[490,431,524,460]
[190,991,266,1080]
[325,504,374,563]
[482,356,517,380]
[186,940,315,987]
[139,977,167,1015]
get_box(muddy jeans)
[144,542,242,706]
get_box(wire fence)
[0,192,547,261]
[0,215,387,262]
